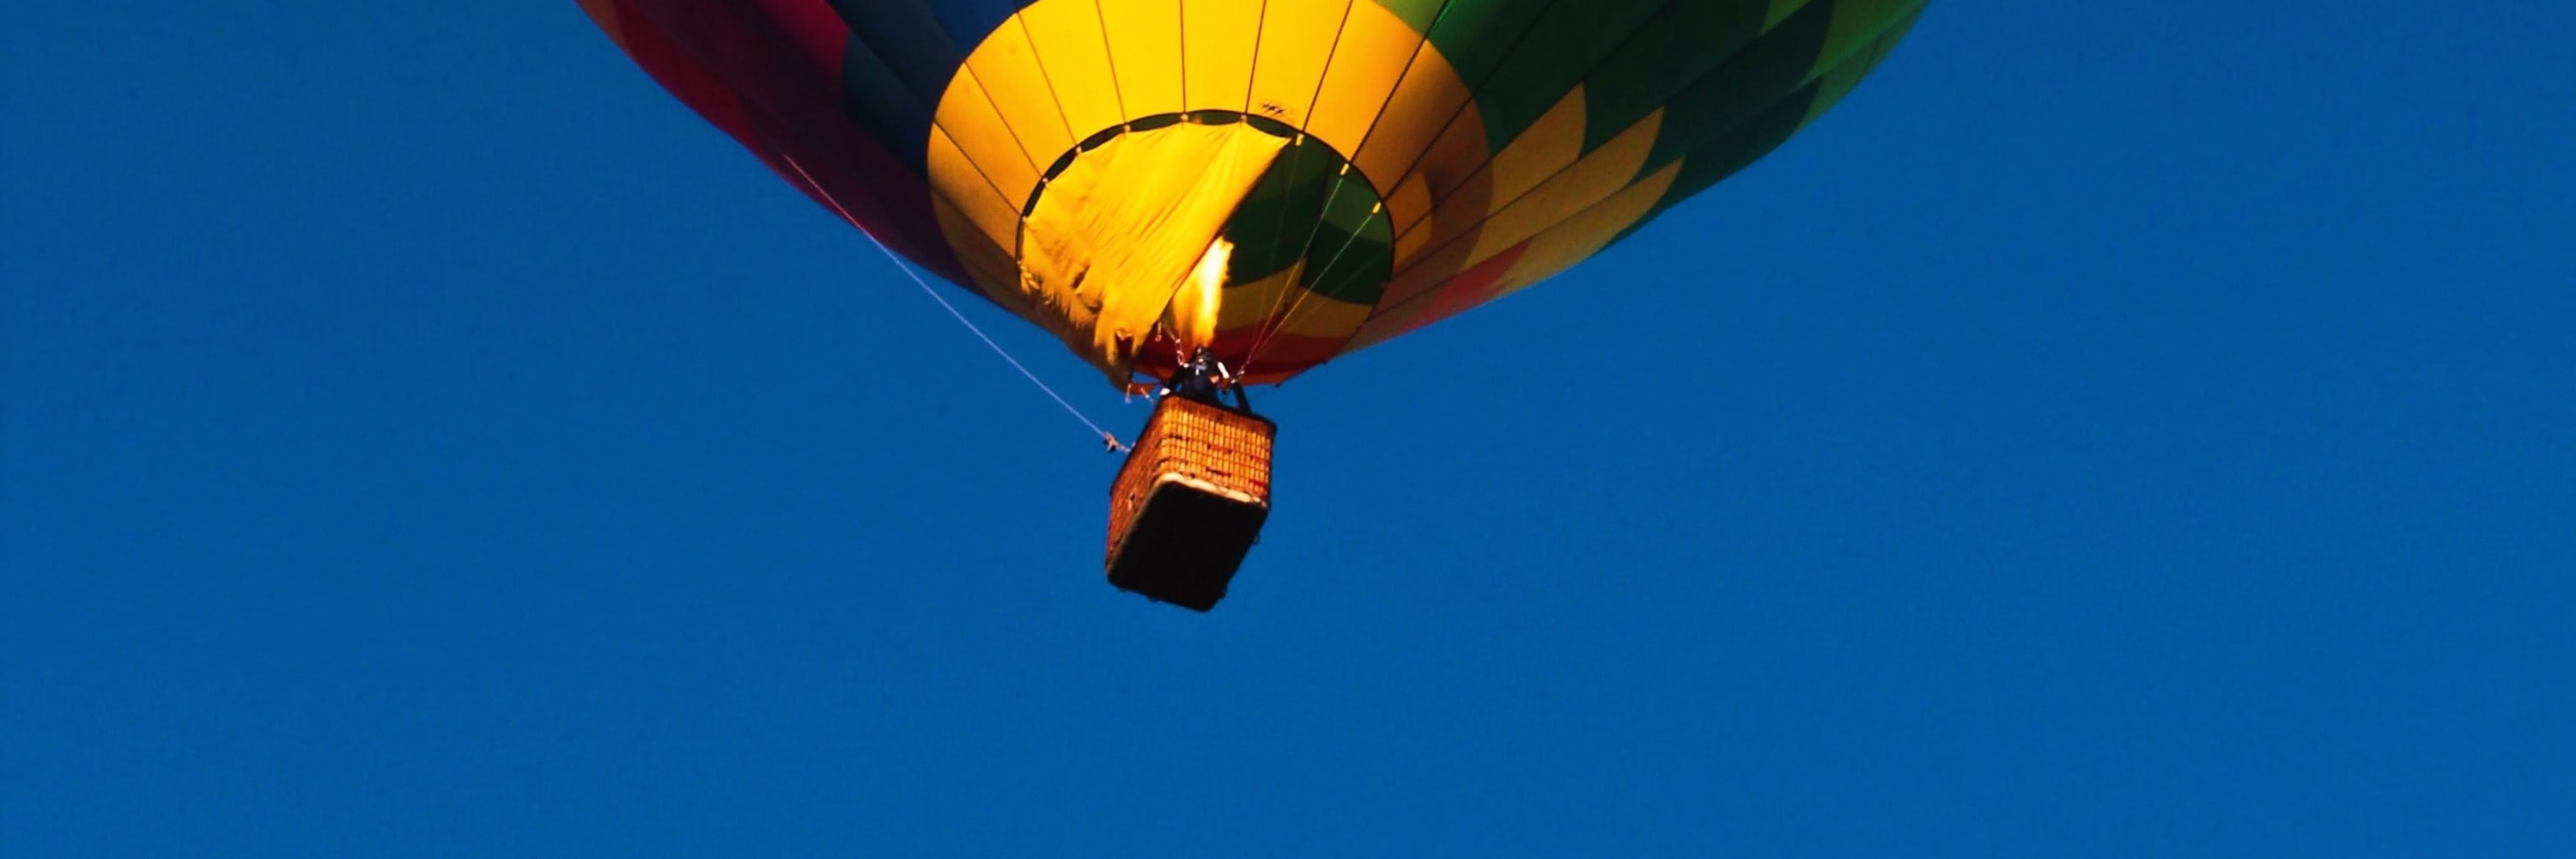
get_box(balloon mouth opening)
[1017,110,1395,388]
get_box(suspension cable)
[779,155,1127,452]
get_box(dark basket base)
[1106,479,1270,612]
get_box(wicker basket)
[1106,394,1274,611]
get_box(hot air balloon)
[578,0,1927,609]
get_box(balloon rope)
[780,156,1127,453]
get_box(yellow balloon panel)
[959,24,1074,183]
[1304,3,1432,168]
[1015,1,1126,137]
[1462,107,1662,269]
[1178,0,1260,110]
[1096,0,1186,117]
[1244,0,1352,127]
[925,125,1024,260]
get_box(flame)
[1174,237,1230,350]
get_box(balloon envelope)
[580,0,1925,385]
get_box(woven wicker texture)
[1109,396,1274,563]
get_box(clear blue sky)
[7,3,2573,855]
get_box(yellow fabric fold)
[1017,122,1289,383]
